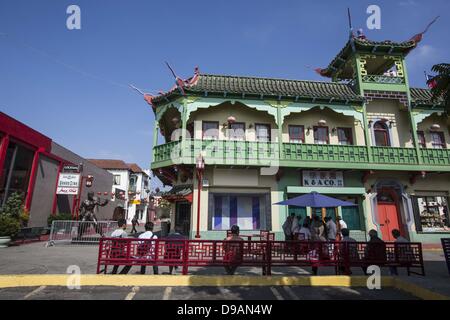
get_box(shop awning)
[275,192,358,208]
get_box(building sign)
[63,165,80,172]
[302,171,344,187]
[56,173,80,195]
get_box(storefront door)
[175,201,191,237]
[377,202,400,241]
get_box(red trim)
[0,112,52,152]
[374,121,390,147]
[0,135,10,185]
[24,148,45,210]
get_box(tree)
[0,192,24,219]
[428,63,450,113]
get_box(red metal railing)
[97,238,425,276]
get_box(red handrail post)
[182,240,189,275]
[97,238,103,274]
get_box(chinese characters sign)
[302,171,344,187]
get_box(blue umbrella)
[275,192,357,208]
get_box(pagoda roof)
[318,37,419,79]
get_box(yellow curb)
[0,275,448,300]
[393,278,450,300]
[0,275,389,288]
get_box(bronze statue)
[77,192,109,239]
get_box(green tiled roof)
[152,73,364,105]
[150,73,441,108]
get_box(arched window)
[374,121,390,146]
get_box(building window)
[412,196,450,233]
[202,121,219,140]
[417,131,426,148]
[374,121,390,146]
[0,142,34,206]
[255,124,271,142]
[113,175,121,185]
[228,122,245,141]
[337,127,353,145]
[210,193,269,231]
[431,131,446,149]
[313,126,329,144]
[288,125,305,143]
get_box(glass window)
[228,122,245,141]
[288,125,304,143]
[202,121,219,140]
[0,142,34,205]
[113,175,121,185]
[374,121,390,146]
[413,196,450,232]
[313,126,329,144]
[417,131,426,148]
[211,193,268,231]
[431,131,445,149]
[255,124,271,142]
[337,128,353,145]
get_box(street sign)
[56,173,80,195]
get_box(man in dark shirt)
[362,229,386,275]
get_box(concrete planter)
[0,236,11,248]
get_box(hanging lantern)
[318,119,327,126]
[104,191,108,196]
[227,116,236,124]
[97,192,102,196]
[155,187,160,193]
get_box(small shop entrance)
[377,189,402,241]
[175,201,191,237]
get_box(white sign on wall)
[56,173,80,195]
[302,171,344,187]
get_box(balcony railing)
[361,75,405,85]
[152,139,450,171]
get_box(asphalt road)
[0,285,417,300]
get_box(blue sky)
[1,0,449,180]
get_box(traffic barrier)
[47,220,118,246]
[97,238,425,276]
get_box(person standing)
[362,229,386,275]
[164,226,187,274]
[138,222,158,275]
[282,213,295,241]
[131,215,140,234]
[325,217,337,241]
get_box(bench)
[97,238,425,276]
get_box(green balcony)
[151,139,450,172]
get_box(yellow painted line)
[0,275,390,288]
[0,275,448,300]
[393,278,450,301]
